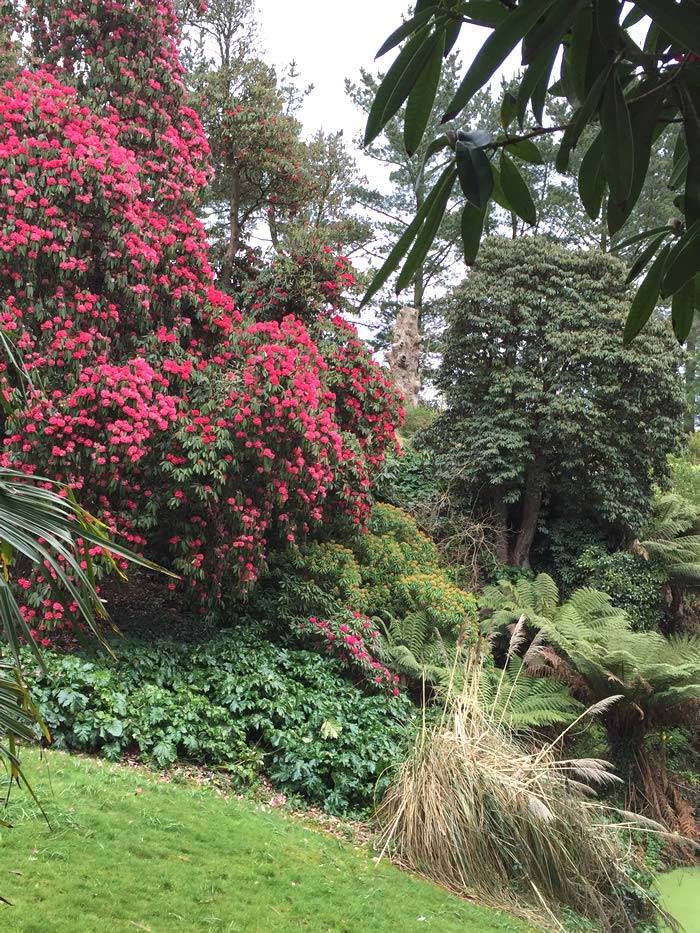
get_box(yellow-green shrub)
[368,504,439,567]
[388,571,478,634]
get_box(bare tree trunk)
[388,306,422,406]
[510,455,545,567]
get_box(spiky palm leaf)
[0,469,170,792]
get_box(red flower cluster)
[0,0,403,633]
[304,613,401,698]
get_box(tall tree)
[180,0,366,282]
[347,55,478,347]
[425,238,685,568]
[177,0,257,70]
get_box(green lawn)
[0,750,529,932]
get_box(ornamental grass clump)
[376,646,666,931]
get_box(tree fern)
[482,573,700,724]
[480,657,584,730]
[640,492,700,591]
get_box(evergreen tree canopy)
[425,237,685,566]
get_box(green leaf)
[364,25,432,146]
[361,163,456,308]
[670,130,689,191]
[607,74,668,236]
[442,0,559,123]
[500,90,517,129]
[560,6,593,106]
[635,0,700,58]
[625,232,667,285]
[578,133,606,221]
[375,6,439,58]
[679,83,700,226]
[396,166,457,291]
[499,151,537,226]
[456,0,509,29]
[506,138,543,164]
[489,163,513,212]
[624,245,671,344]
[522,0,584,66]
[601,73,634,205]
[456,136,494,209]
[461,203,487,264]
[613,224,675,253]
[516,41,557,126]
[672,275,697,343]
[444,16,462,55]
[404,29,446,155]
[556,63,612,171]
[594,0,622,56]
[661,220,700,299]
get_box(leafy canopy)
[424,239,685,563]
[364,1,700,344]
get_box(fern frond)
[532,573,559,613]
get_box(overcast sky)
[254,0,501,145]
[249,1,507,343]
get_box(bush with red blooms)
[0,0,402,641]
[302,612,401,698]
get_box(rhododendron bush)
[0,0,402,635]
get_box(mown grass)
[0,749,529,932]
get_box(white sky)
[255,0,501,148]
[251,0,508,349]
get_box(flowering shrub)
[302,612,400,697]
[0,0,402,633]
[241,235,360,326]
[253,505,478,693]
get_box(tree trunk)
[388,306,422,406]
[668,581,685,632]
[510,456,545,567]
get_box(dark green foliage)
[670,451,700,509]
[23,633,414,816]
[426,238,685,566]
[536,516,608,592]
[573,547,666,633]
[374,444,439,507]
[644,727,699,788]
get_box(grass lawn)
[0,749,530,932]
